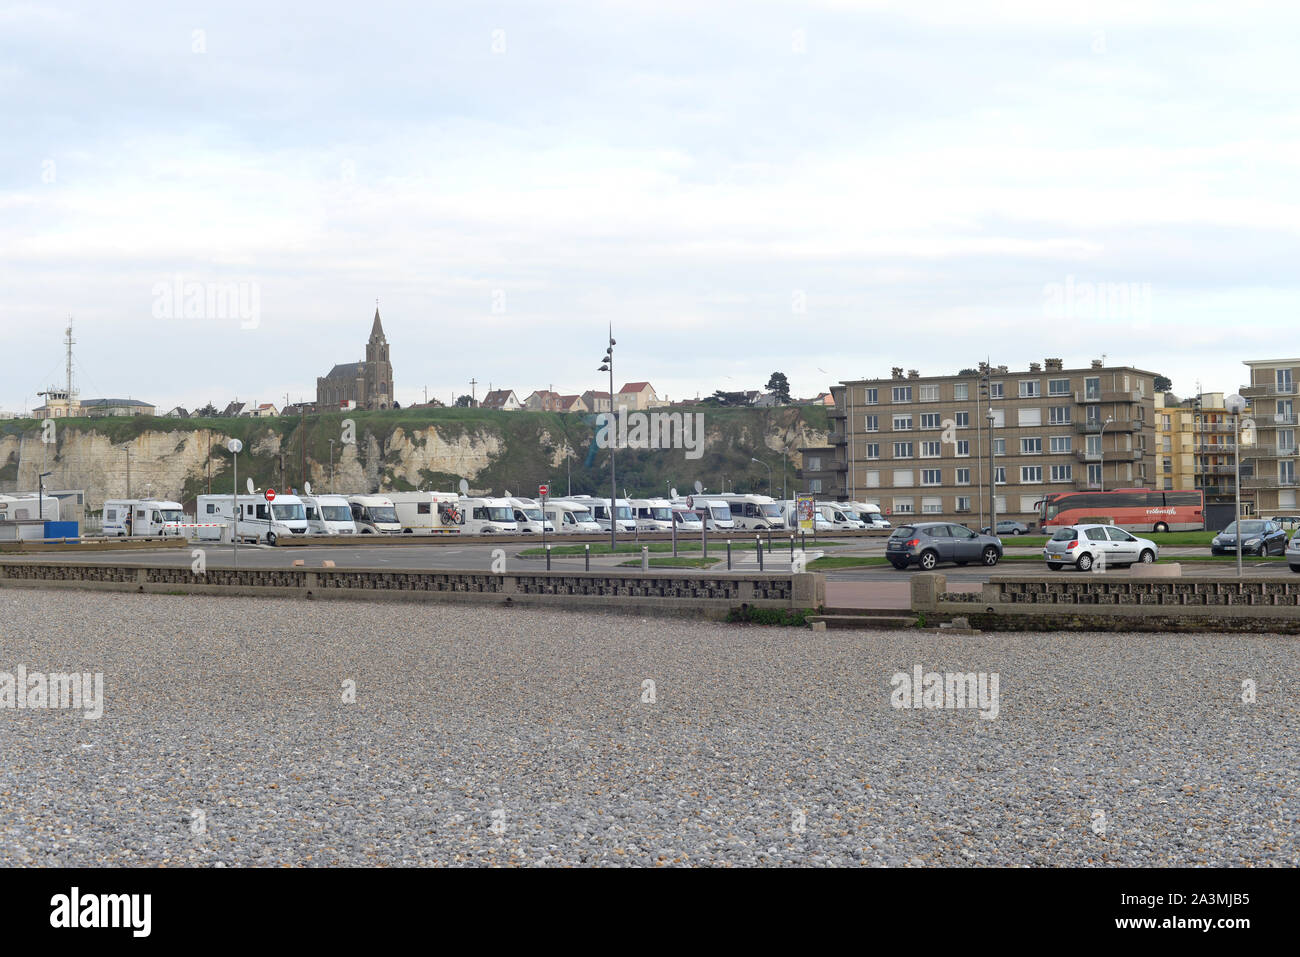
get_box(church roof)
[324,361,364,379]
[370,308,385,341]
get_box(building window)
[989,409,1005,428]
[1020,466,1043,483]
[919,384,940,402]
[863,388,878,405]
[955,440,970,457]
[1019,380,1041,398]
[806,456,821,471]
[1018,407,1042,427]
[864,415,879,432]
[864,443,880,460]
[893,470,915,487]
[955,495,971,512]
[1084,377,1101,400]
[1048,406,1071,424]
[920,413,942,430]
[993,438,1006,456]
[893,414,913,431]
[921,469,942,486]
[809,479,823,493]
[893,442,913,458]
[954,411,969,428]
[921,497,943,514]
[955,468,971,485]
[892,498,914,514]
[1049,435,1072,453]
[954,383,970,401]
[920,441,941,458]
[990,382,1004,398]
[1087,464,1102,487]
[1021,437,1042,455]
[994,467,1007,485]
[1051,464,1073,482]
[865,470,880,488]
[1048,378,1070,396]
[892,386,912,402]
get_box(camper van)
[672,508,704,532]
[818,503,868,530]
[301,494,357,535]
[102,499,186,537]
[456,496,519,534]
[196,493,309,544]
[0,494,60,523]
[348,494,402,534]
[629,498,675,532]
[848,502,890,528]
[506,497,555,534]
[582,497,637,534]
[720,494,784,530]
[543,500,602,534]
[673,497,734,531]
[388,491,462,534]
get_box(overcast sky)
[3,0,1298,414]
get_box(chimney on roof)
[891,367,904,379]
[996,365,1008,374]
[1091,359,1104,369]
[1029,362,1042,372]
[907,369,920,379]
[1045,358,1063,371]
[978,361,989,374]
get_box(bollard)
[727,539,732,570]
[790,535,795,557]
[672,520,678,557]
[585,542,590,571]
[757,536,764,571]
[641,545,649,572]
[702,521,708,559]
[546,543,552,571]
[801,531,806,552]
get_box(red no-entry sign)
[538,484,549,496]
[265,488,277,502]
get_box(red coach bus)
[1038,488,1204,533]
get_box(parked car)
[1269,515,1300,531]
[1285,532,1300,572]
[1043,524,1158,571]
[980,519,1030,536]
[886,522,1002,570]
[1211,519,1288,557]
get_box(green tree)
[766,372,792,403]
[455,394,475,408]
[1153,374,1173,393]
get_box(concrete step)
[808,613,918,630]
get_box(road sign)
[538,484,549,497]
[265,488,277,502]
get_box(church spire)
[370,303,385,342]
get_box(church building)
[316,308,396,410]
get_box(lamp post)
[1226,394,1247,577]
[1098,416,1114,492]
[38,471,52,523]
[986,407,997,534]
[751,456,773,495]
[228,438,244,571]
[598,328,616,550]
[328,439,336,493]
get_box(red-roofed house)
[615,381,659,411]
[524,390,561,411]
[581,390,611,413]
[556,395,589,413]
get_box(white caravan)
[818,503,867,530]
[848,502,890,528]
[456,496,519,534]
[301,494,357,535]
[388,491,462,534]
[673,497,734,531]
[102,499,186,537]
[507,497,555,534]
[720,494,784,530]
[583,497,637,534]
[348,494,402,534]
[196,493,308,544]
[629,498,675,532]
[0,494,61,522]
[543,500,602,534]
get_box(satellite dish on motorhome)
[459,479,469,496]
[694,480,703,494]
[670,487,678,499]
[304,481,312,495]
[246,478,255,495]
[504,490,512,498]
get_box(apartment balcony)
[1192,422,1237,433]
[1249,413,1299,428]
[1073,419,1140,434]
[1077,389,1142,404]
[1240,382,1297,398]
[1241,445,1298,460]
[1073,449,1142,463]
[1197,464,1239,475]
[828,431,847,446]
[1242,476,1300,490]
[1194,442,1236,454]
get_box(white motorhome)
[818,503,867,530]
[629,498,675,532]
[583,497,637,534]
[543,499,602,534]
[673,497,734,531]
[102,499,186,537]
[848,502,890,528]
[196,493,309,544]
[456,496,519,534]
[388,491,461,534]
[348,494,402,534]
[720,494,784,530]
[0,494,61,522]
[507,497,555,534]
[301,494,357,535]
[672,507,704,532]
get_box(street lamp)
[228,438,244,571]
[598,328,616,550]
[751,456,773,495]
[38,471,52,523]
[1226,394,1247,577]
[328,438,337,494]
[1098,416,1114,492]
[986,407,997,534]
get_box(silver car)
[1043,524,1159,571]
[886,522,1003,570]
[1285,532,1300,572]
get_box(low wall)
[911,571,1300,632]
[0,560,825,620]
[275,529,890,547]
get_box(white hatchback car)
[1043,524,1159,571]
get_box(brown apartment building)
[1240,358,1300,516]
[799,359,1158,526]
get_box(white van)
[348,494,402,534]
[672,508,704,532]
[818,503,867,530]
[301,494,357,535]
[507,497,555,534]
[689,497,735,531]
[720,494,784,530]
[196,493,308,544]
[849,502,890,529]
[102,499,186,537]
[456,496,519,534]
[543,500,602,534]
[629,498,675,532]
[388,491,461,534]
[585,497,637,534]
